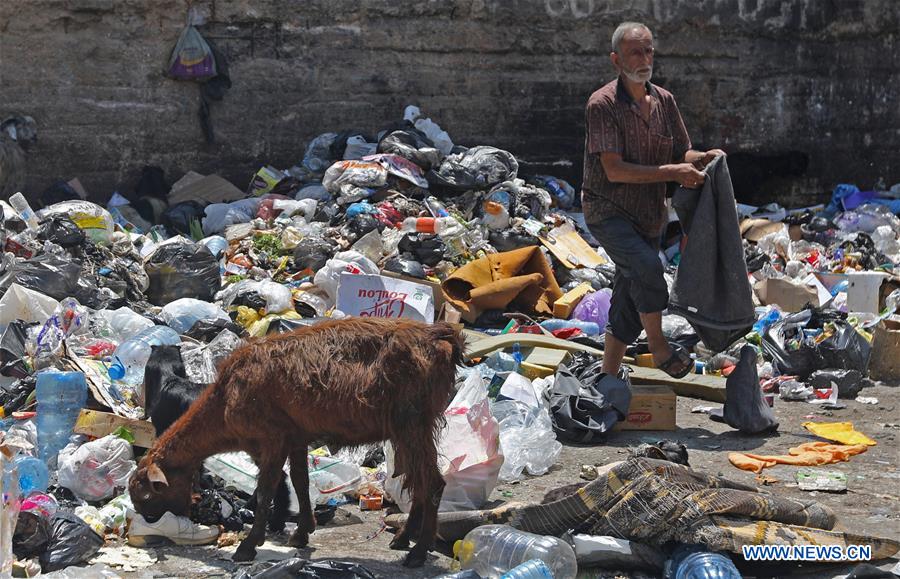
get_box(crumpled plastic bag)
[144,241,222,306]
[220,280,294,314]
[92,307,155,343]
[233,558,376,579]
[385,371,502,512]
[492,399,561,481]
[166,24,216,80]
[161,297,230,334]
[427,145,518,192]
[36,216,85,248]
[0,283,59,325]
[572,289,612,328]
[38,513,105,572]
[313,251,379,303]
[377,128,443,171]
[37,201,114,245]
[202,198,261,235]
[181,329,244,383]
[802,421,877,446]
[293,236,338,273]
[322,160,388,199]
[57,435,137,502]
[0,253,84,303]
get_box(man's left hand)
[695,149,726,169]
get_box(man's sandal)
[657,343,694,379]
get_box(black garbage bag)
[383,256,426,279]
[630,440,690,466]
[0,375,35,413]
[427,146,518,193]
[549,357,632,444]
[0,321,35,379]
[37,216,86,248]
[489,229,537,253]
[234,558,376,579]
[398,233,445,266]
[818,319,872,373]
[145,242,221,306]
[13,511,51,558]
[184,318,248,342]
[343,214,384,243]
[0,253,83,301]
[807,369,872,399]
[293,237,337,273]
[313,203,341,224]
[39,513,105,572]
[710,345,779,435]
[761,307,870,380]
[377,128,443,171]
[161,200,206,236]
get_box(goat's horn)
[147,463,169,487]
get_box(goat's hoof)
[402,549,427,568]
[232,544,257,562]
[389,535,410,551]
[288,530,309,548]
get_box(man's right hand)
[668,163,706,188]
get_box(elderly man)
[582,22,725,379]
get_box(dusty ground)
[117,384,900,578]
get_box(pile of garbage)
[0,103,899,577]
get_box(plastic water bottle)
[8,192,40,230]
[14,455,49,494]
[539,318,601,336]
[35,371,88,467]
[400,216,464,237]
[107,325,181,385]
[455,525,577,579]
[199,235,228,259]
[665,546,741,579]
[500,559,553,579]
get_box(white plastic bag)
[0,283,59,325]
[386,371,503,512]
[160,298,229,334]
[58,435,136,502]
[491,399,561,481]
[313,250,379,303]
[93,307,154,343]
[342,135,378,160]
[37,201,115,245]
[220,280,294,314]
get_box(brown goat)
[129,317,465,566]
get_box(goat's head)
[147,344,188,379]
[0,115,37,148]
[129,457,192,520]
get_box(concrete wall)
[1,0,898,207]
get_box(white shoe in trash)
[128,511,220,546]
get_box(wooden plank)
[466,333,603,360]
[538,224,607,269]
[74,409,157,448]
[627,366,727,403]
[552,282,593,319]
[523,346,570,368]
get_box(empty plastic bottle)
[107,325,181,385]
[500,559,553,579]
[14,455,49,494]
[9,192,40,229]
[400,216,464,237]
[425,196,451,218]
[539,318,601,336]
[665,545,741,579]
[455,525,577,579]
[35,370,88,467]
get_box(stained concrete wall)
[1,0,898,207]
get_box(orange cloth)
[728,442,869,474]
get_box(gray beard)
[622,66,652,84]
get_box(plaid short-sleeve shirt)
[581,77,692,238]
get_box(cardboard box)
[336,273,435,323]
[754,277,819,312]
[380,270,447,314]
[552,282,593,319]
[614,384,676,431]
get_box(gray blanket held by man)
[670,155,755,353]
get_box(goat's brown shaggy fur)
[130,318,465,566]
